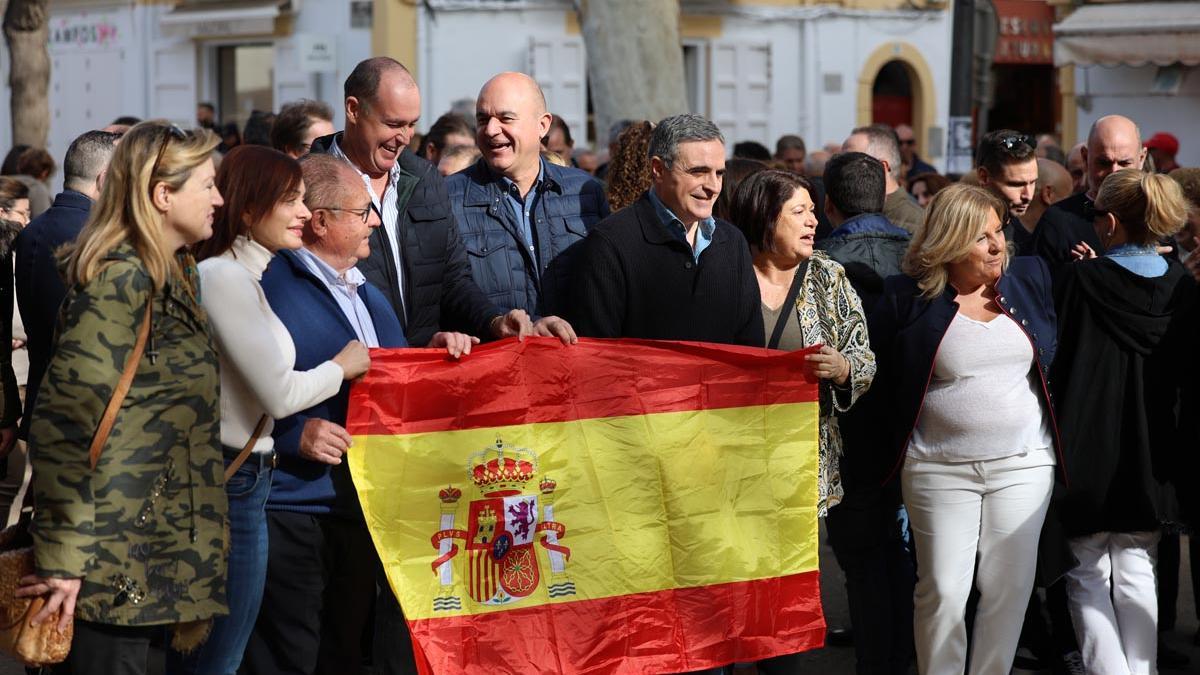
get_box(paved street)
[4,533,1200,673]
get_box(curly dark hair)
[604,120,654,211]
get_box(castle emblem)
[430,438,574,611]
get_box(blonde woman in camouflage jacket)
[16,122,227,675]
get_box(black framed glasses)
[312,206,372,224]
[999,133,1036,152]
[148,124,188,196]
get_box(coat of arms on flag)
[347,337,825,674]
[430,438,573,611]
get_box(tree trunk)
[577,0,688,149]
[4,0,49,148]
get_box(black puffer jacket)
[310,133,500,346]
[818,213,910,315]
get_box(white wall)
[46,3,143,186]
[418,6,567,131]
[288,1,374,130]
[808,12,952,164]
[1074,64,1200,168]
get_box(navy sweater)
[260,249,407,517]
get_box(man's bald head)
[479,72,547,115]
[475,71,553,185]
[1083,115,1146,197]
[1036,158,1072,206]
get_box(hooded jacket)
[1050,257,1195,536]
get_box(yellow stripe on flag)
[350,402,819,622]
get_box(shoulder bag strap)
[223,415,271,482]
[88,295,153,470]
[768,259,810,350]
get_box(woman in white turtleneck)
[175,145,370,675]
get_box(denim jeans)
[824,487,917,675]
[167,454,272,675]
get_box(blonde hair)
[1096,168,1188,245]
[66,121,219,290]
[902,183,1008,298]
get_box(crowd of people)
[0,53,1197,675]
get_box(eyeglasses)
[999,134,1036,152]
[312,205,373,224]
[148,124,188,197]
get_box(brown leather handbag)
[0,297,153,666]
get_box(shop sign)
[298,34,338,73]
[993,0,1055,65]
[50,16,120,48]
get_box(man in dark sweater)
[976,129,1040,256]
[14,130,120,440]
[570,114,763,346]
[1032,115,1146,272]
[818,151,915,674]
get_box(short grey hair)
[648,114,725,169]
[850,124,902,180]
[63,130,121,192]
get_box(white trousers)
[1065,531,1160,675]
[902,449,1055,675]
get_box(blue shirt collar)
[646,189,716,262]
[500,160,546,203]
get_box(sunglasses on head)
[148,124,190,196]
[999,134,1036,152]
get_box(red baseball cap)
[1144,132,1179,155]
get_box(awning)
[160,0,293,38]
[1054,2,1200,67]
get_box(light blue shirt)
[501,161,545,261]
[296,247,382,347]
[646,189,715,263]
[1104,242,1167,278]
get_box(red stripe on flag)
[408,570,825,674]
[349,337,819,435]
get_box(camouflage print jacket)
[29,243,227,626]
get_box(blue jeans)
[168,454,272,675]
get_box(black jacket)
[1051,258,1194,536]
[14,190,91,439]
[309,134,499,346]
[569,193,764,346]
[819,212,910,491]
[1032,192,1100,276]
[869,257,1061,484]
[818,213,909,316]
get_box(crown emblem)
[468,437,536,494]
[438,486,462,503]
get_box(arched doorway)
[856,43,936,161]
[872,60,914,128]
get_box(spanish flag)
[347,337,824,673]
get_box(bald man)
[1020,159,1073,234]
[446,71,609,339]
[309,57,532,348]
[1032,115,1147,270]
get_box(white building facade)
[33,0,953,171]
